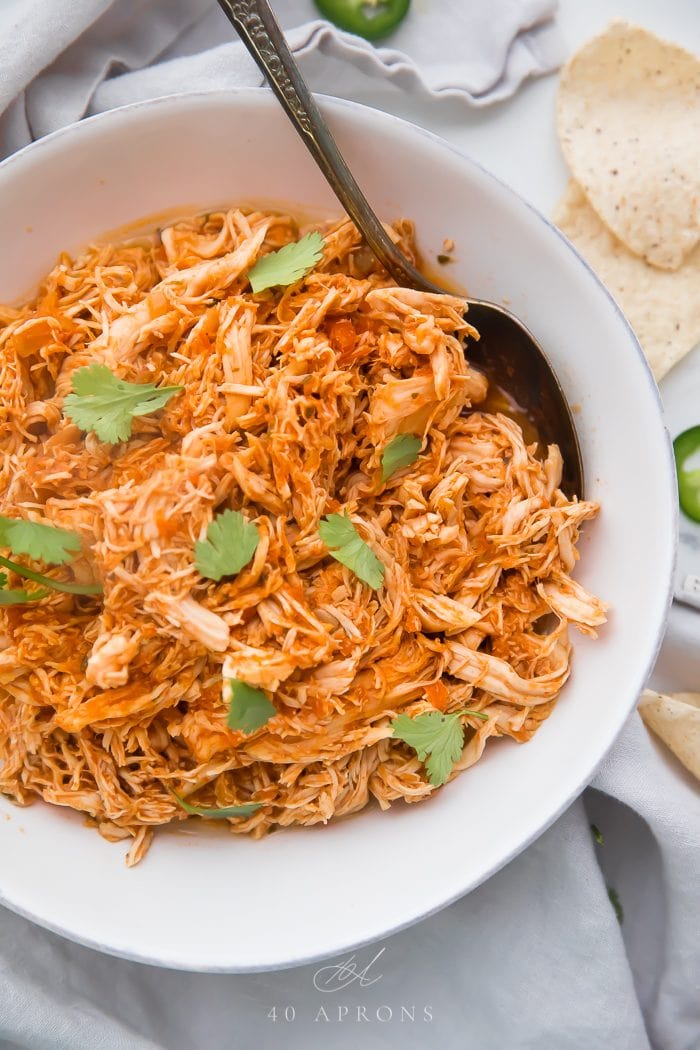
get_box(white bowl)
[0,90,675,971]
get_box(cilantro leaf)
[391,707,487,786]
[194,510,259,581]
[0,586,49,605]
[227,679,277,734]
[168,787,260,820]
[391,710,464,786]
[247,231,324,294]
[318,511,385,590]
[0,516,81,565]
[591,823,604,846]
[64,364,182,444]
[381,433,421,482]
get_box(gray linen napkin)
[0,0,565,156]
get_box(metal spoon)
[216,0,584,497]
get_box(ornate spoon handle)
[215,0,435,290]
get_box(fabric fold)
[0,0,565,158]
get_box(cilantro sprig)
[0,516,102,602]
[0,516,80,564]
[319,511,385,590]
[227,679,277,734]
[391,707,489,787]
[168,786,260,820]
[381,433,421,482]
[194,510,259,582]
[64,364,182,444]
[0,572,48,605]
[247,231,324,294]
[0,554,101,596]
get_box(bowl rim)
[0,87,677,971]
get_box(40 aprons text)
[266,1004,434,1023]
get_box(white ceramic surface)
[0,90,676,972]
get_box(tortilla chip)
[557,21,700,271]
[554,180,700,379]
[639,689,700,780]
[668,692,700,710]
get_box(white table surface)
[350,0,700,217]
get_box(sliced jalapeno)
[674,426,700,523]
[314,0,411,40]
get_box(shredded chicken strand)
[0,207,605,862]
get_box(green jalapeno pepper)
[674,426,700,523]
[314,0,411,40]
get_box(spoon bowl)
[466,301,582,496]
[216,0,584,497]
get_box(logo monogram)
[312,947,386,993]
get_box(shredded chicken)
[0,207,605,863]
